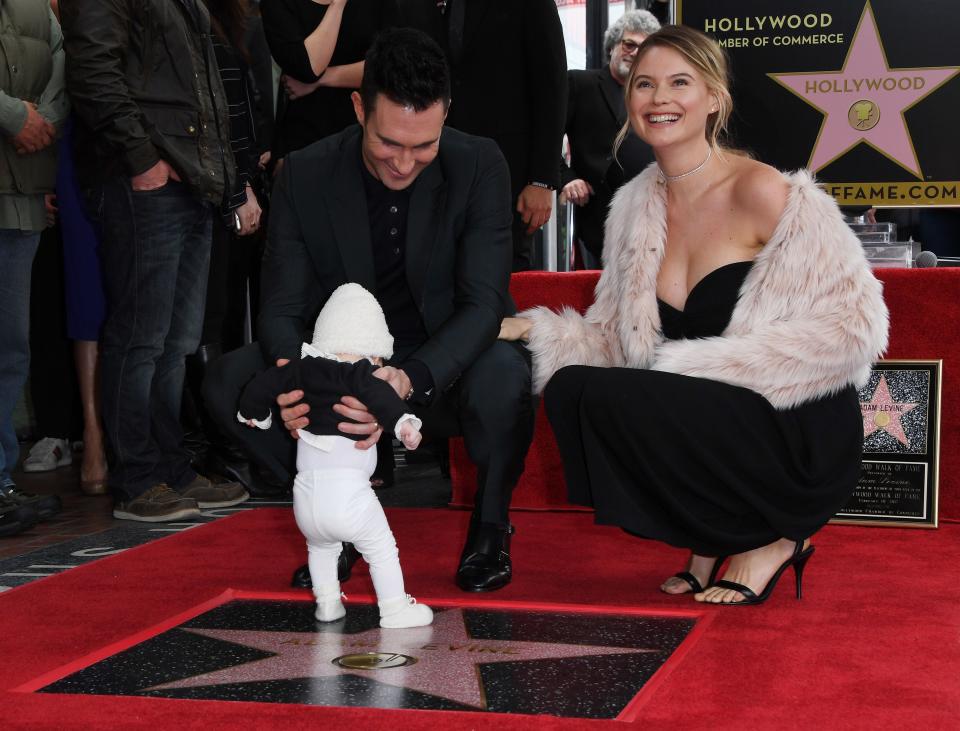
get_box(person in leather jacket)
[60,0,249,522]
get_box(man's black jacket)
[259,124,515,396]
[61,0,235,204]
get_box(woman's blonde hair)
[615,25,734,156]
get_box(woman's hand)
[499,316,533,342]
[281,74,323,101]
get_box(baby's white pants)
[292,436,405,603]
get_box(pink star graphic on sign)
[144,608,653,709]
[769,2,960,177]
[860,374,918,447]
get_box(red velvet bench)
[450,268,960,521]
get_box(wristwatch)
[528,180,556,191]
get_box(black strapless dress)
[543,261,864,555]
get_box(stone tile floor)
[0,461,116,561]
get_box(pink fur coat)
[523,165,889,410]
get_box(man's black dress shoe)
[456,522,514,592]
[206,451,290,498]
[290,563,312,588]
[290,543,362,589]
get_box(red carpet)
[1,507,958,729]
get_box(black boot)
[185,344,287,497]
[0,494,39,536]
[456,521,514,592]
[2,485,61,521]
[290,543,362,588]
[204,445,290,497]
[181,389,210,467]
[183,343,223,466]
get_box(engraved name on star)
[143,608,655,710]
[860,374,919,447]
[769,2,960,177]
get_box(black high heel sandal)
[709,541,815,606]
[663,555,727,595]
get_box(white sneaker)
[314,583,346,622]
[23,438,73,473]
[379,594,433,629]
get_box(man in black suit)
[562,10,660,268]
[204,28,534,593]
[399,0,567,271]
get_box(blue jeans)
[0,229,41,490]
[93,179,212,499]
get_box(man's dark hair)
[360,28,451,113]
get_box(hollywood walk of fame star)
[768,2,960,177]
[860,374,918,447]
[144,608,656,710]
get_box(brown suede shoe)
[113,484,201,522]
[176,475,249,508]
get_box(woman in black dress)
[499,26,888,605]
[262,0,398,158]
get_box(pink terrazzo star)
[769,3,959,177]
[860,374,918,447]
[144,608,654,709]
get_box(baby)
[238,283,432,628]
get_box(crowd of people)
[2,0,886,615]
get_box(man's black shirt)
[359,156,433,401]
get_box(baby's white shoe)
[314,582,346,622]
[379,594,433,628]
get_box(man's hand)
[274,358,308,439]
[372,366,412,400]
[12,102,55,154]
[333,395,382,449]
[43,194,58,228]
[517,184,553,234]
[235,185,262,235]
[131,160,181,192]
[560,179,594,207]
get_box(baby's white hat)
[308,283,393,359]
